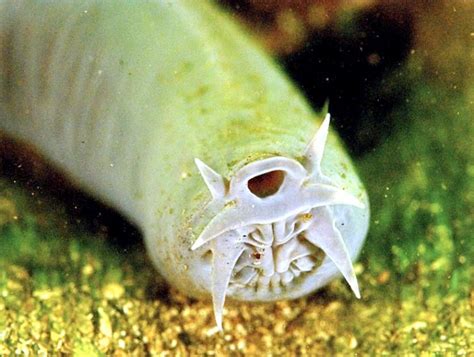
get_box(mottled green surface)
[0,32,473,357]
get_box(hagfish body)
[0,0,369,328]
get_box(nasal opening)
[247,170,285,198]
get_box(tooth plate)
[228,212,324,288]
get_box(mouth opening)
[230,238,326,291]
[228,215,326,292]
[247,170,285,198]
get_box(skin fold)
[0,0,369,328]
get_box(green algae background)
[0,4,473,357]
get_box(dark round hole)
[247,170,285,198]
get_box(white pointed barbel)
[194,158,227,199]
[305,207,361,298]
[304,113,331,178]
[211,232,246,331]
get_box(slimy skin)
[0,1,369,329]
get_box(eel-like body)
[0,0,369,328]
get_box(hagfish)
[0,0,370,329]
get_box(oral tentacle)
[304,113,331,178]
[194,158,227,200]
[211,231,245,330]
[305,207,361,298]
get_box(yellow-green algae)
[0,53,472,354]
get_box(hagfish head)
[192,115,368,330]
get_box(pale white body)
[0,1,369,328]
